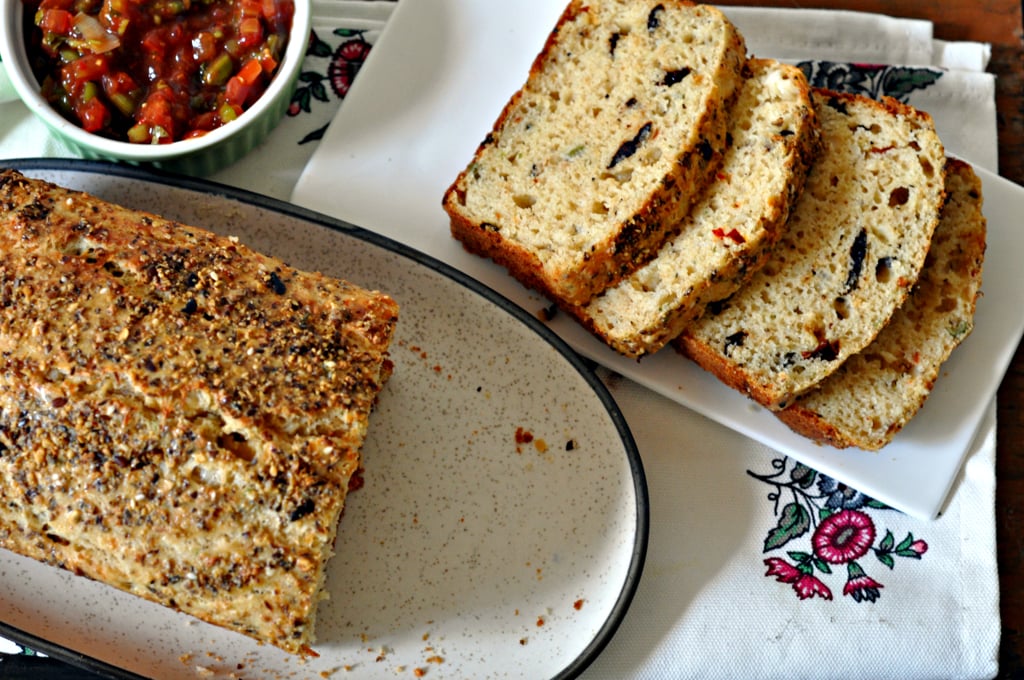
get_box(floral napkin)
[576,7,1000,679]
[288,3,1001,678]
[582,372,999,680]
[0,2,1004,679]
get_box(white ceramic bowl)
[0,0,311,175]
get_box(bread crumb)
[514,426,534,453]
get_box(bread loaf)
[676,89,947,409]
[0,170,398,654]
[573,58,820,358]
[777,159,985,449]
[443,0,747,306]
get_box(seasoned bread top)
[574,58,820,358]
[0,169,397,487]
[0,169,398,653]
[778,159,986,449]
[443,0,747,306]
[676,90,947,409]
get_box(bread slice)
[777,159,985,449]
[676,89,947,409]
[0,170,398,654]
[572,58,820,358]
[443,0,747,306]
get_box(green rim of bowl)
[0,0,312,176]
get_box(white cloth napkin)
[573,8,1000,679]
[0,3,1003,679]
[721,6,999,171]
[584,376,1000,680]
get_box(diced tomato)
[102,13,130,36]
[237,0,262,18]
[258,50,278,74]
[60,54,109,97]
[38,8,74,35]
[37,0,75,12]
[68,54,110,81]
[137,89,176,139]
[26,0,292,143]
[100,70,139,115]
[224,58,263,106]
[265,0,293,32]
[108,71,137,96]
[191,31,217,63]
[140,28,168,62]
[189,110,217,131]
[76,95,110,132]
[235,17,263,48]
[235,58,263,86]
[101,69,137,96]
[98,0,130,34]
[224,75,253,108]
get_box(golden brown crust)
[675,88,947,409]
[773,405,852,449]
[674,330,764,397]
[442,0,747,306]
[776,158,985,449]
[0,170,398,653]
[568,59,822,358]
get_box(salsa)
[24,0,295,143]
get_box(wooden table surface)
[713,1,1024,677]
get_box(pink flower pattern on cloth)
[287,28,375,144]
[748,61,941,606]
[753,457,929,603]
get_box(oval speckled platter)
[0,159,648,680]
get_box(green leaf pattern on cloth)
[751,62,942,604]
[753,457,929,602]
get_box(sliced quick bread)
[572,58,820,358]
[443,0,747,306]
[676,89,947,409]
[778,158,985,449]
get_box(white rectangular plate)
[292,0,1024,519]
